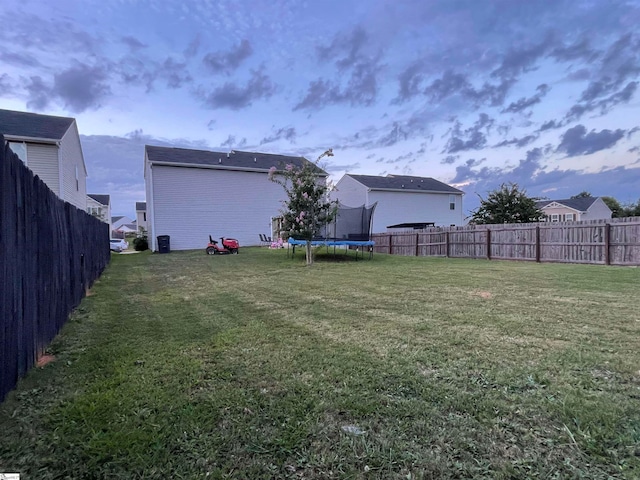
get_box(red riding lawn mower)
[206,235,240,255]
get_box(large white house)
[333,174,464,233]
[536,197,612,222]
[144,146,327,251]
[0,109,88,210]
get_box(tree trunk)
[305,240,313,265]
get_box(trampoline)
[287,202,377,260]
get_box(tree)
[470,183,544,224]
[601,196,625,218]
[269,149,338,265]
[571,191,592,198]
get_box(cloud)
[423,70,513,108]
[25,75,53,110]
[201,68,276,110]
[491,35,554,80]
[441,155,459,165]
[550,38,598,62]
[0,73,13,95]
[494,134,538,149]
[0,51,41,68]
[556,125,626,156]
[502,84,550,114]
[53,63,111,112]
[294,26,382,111]
[203,39,253,74]
[260,126,297,145]
[538,119,561,132]
[220,135,247,148]
[443,114,494,154]
[157,57,192,89]
[317,26,368,71]
[121,35,147,50]
[184,35,201,58]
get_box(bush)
[133,236,148,251]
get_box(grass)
[1,247,640,479]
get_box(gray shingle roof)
[145,145,327,175]
[136,202,146,211]
[348,174,463,194]
[0,109,74,140]
[88,194,110,206]
[536,197,598,212]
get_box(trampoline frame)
[287,238,375,261]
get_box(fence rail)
[1,137,110,402]
[372,217,640,266]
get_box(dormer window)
[8,141,27,164]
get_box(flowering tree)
[269,149,338,265]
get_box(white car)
[109,239,128,252]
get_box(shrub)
[133,236,148,251]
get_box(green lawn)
[1,247,639,479]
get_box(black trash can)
[157,235,170,253]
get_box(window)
[565,213,574,221]
[449,195,456,210]
[7,141,27,164]
[551,214,559,222]
[75,165,79,191]
[143,212,147,222]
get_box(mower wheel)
[231,248,239,254]
[206,247,216,255]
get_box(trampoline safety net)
[318,202,377,241]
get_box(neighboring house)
[536,197,612,222]
[136,201,148,234]
[87,194,112,233]
[0,109,88,210]
[144,146,327,251]
[118,222,137,234]
[333,174,464,233]
[112,215,134,230]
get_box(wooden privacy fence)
[0,137,110,402]
[372,217,640,266]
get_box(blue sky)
[2,0,639,218]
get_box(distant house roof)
[112,215,124,223]
[88,194,110,206]
[347,174,464,194]
[136,201,146,211]
[145,145,327,175]
[536,197,598,212]
[0,109,74,141]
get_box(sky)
[1,0,639,219]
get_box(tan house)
[0,109,88,210]
[136,202,148,234]
[536,197,612,222]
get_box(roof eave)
[368,187,464,194]
[4,134,59,144]
[149,160,328,176]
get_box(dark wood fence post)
[415,233,419,257]
[388,234,392,254]
[445,231,450,257]
[604,223,611,265]
[486,229,491,260]
[535,225,541,263]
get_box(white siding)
[145,153,155,249]
[584,198,613,220]
[136,210,148,233]
[332,175,368,206]
[59,122,87,210]
[369,190,464,233]
[150,165,291,251]
[26,143,60,196]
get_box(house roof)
[347,174,464,194]
[112,215,124,223]
[0,109,75,141]
[136,201,146,211]
[88,194,110,206]
[387,222,436,229]
[145,145,327,175]
[536,197,598,212]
